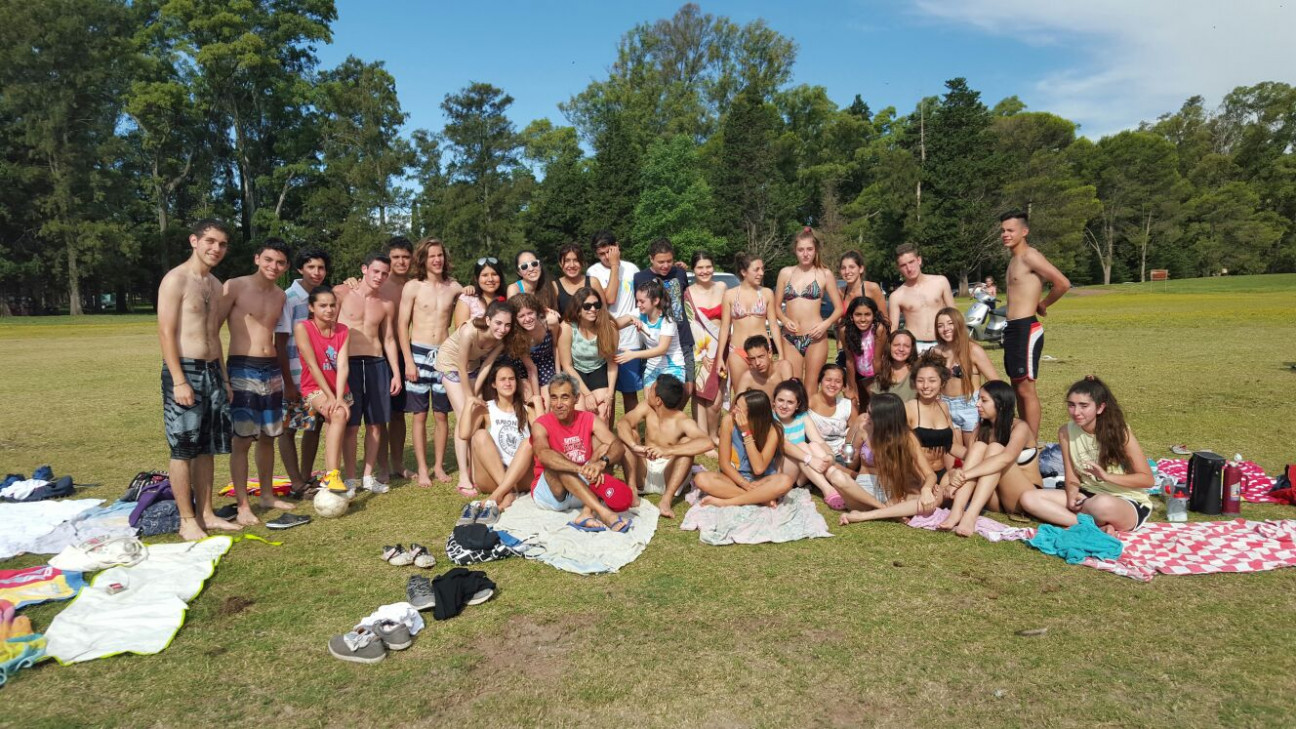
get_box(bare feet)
[952,517,976,538]
[259,497,296,511]
[416,469,433,488]
[698,495,726,508]
[936,510,962,531]
[178,517,208,541]
[202,514,242,532]
[397,469,415,480]
[433,469,451,482]
[455,482,476,497]
[235,507,260,527]
[658,502,676,519]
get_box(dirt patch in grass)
[470,615,574,683]
[219,596,255,616]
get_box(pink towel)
[905,508,1034,542]
[1079,518,1296,582]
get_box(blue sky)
[316,0,1295,141]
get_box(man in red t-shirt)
[531,373,635,532]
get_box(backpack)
[124,471,169,502]
[445,525,513,565]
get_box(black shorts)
[578,367,609,392]
[347,356,392,427]
[1081,488,1152,530]
[162,359,232,460]
[1003,316,1044,382]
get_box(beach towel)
[44,537,237,664]
[0,499,103,560]
[906,508,1035,542]
[27,500,137,556]
[1071,519,1296,582]
[1156,458,1278,504]
[218,476,293,497]
[493,495,659,575]
[1027,514,1124,564]
[0,566,86,609]
[1,600,46,688]
[684,288,722,401]
[679,488,832,546]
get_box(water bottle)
[841,442,856,465]
[1166,481,1189,522]
[1221,455,1243,515]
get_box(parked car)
[685,271,740,289]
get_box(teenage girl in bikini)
[694,390,796,508]
[775,228,844,388]
[771,380,853,510]
[933,307,1001,451]
[715,253,782,398]
[906,351,964,495]
[552,243,605,321]
[685,250,727,442]
[838,392,939,524]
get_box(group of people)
[156,211,1157,540]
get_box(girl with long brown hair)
[869,329,917,402]
[716,253,783,398]
[695,390,796,508]
[1018,376,1154,532]
[841,295,889,410]
[938,380,1040,536]
[775,227,844,389]
[838,392,939,524]
[508,292,560,412]
[558,286,636,423]
[933,306,1000,449]
[507,249,559,312]
[552,243,605,319]
[455,361,535,519]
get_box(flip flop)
[455,483,478,498]
[607,515,633,534]
[568,516,607,532]
[1170,444,1192,455]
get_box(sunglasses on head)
[581,300,603,311]
[477,257,499,266]
[517,260,541,272]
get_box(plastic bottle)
[1166,482,1189,522]
[1221,455,1243,515]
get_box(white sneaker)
[363,475,390,494]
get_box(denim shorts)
[943,394,979,433]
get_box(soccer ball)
[313,488,349,518]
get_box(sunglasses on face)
[581,300,603,311]
[477,257,499,265]
[518,261,541,272]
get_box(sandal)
[568,516,607,533]
[607,515,633,534]
[1170,444,1192,456]
[408,543,436,569]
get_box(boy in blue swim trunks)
[219,237,296,525]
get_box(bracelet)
[741,430,753,439]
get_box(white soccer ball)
[313,489,349,518]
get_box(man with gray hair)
[529,373,636,533]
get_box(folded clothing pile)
[1,465,75,503]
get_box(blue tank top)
[781,414,808,445]
[730,427,779,479]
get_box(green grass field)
[2,274,1295,728]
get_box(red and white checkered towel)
[1155,458,1279,504]
[1077,519,1296,582]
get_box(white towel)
[45,537,234,664]
[0,499,103,560]
[494,495,659,575]
[358,602,425,636]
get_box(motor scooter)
[965,284,1006,345]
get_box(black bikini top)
[914,405,953,451]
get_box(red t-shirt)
[299,321,349,397]
[530,410,596,491]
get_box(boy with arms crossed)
[616,374,713,519]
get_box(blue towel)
[1027,514,1123,564]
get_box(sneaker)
[467,587,495,606]
[327,627,387,664]
[382,544,413,566]
[213,504,239,520]
[406,575,436,611]
[363,474,390,494]
[321,469,347,493]
[477,500,501,526]
[455,501,482,527]
[371,620,413,651]
[408,543,436,569]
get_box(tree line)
[2,2,1293,315]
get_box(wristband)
[741,430,753,439]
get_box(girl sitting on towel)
[771,379,854,510]
[937,380,1042,537]
[293,289,351,493]
[1018,376,1154,533]
[838,393,939,524]
[695,390,796,508]
[456,361,534,513]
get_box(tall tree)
[632,135,724,263]
[711,88,786,262]
[0,0,136,315]
[586,111,643,240]
[439,82,527,258]
[520,120,590,258]
[918,78,1006,293]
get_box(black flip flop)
[266,514,312,530]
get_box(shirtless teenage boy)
[733,335,794,399]
[219,239,294,525]
[334,252,402,493]
[1000,210,1070,441]
[616,374,713,519]
[276,246,330,495]
[157,219,236,541]
[398,237,462,487]
[380,237,414,481]
[887,243,954,353]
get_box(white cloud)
[913,0,1296,138]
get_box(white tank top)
[808,396,853,457]
[488,400,529,467]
